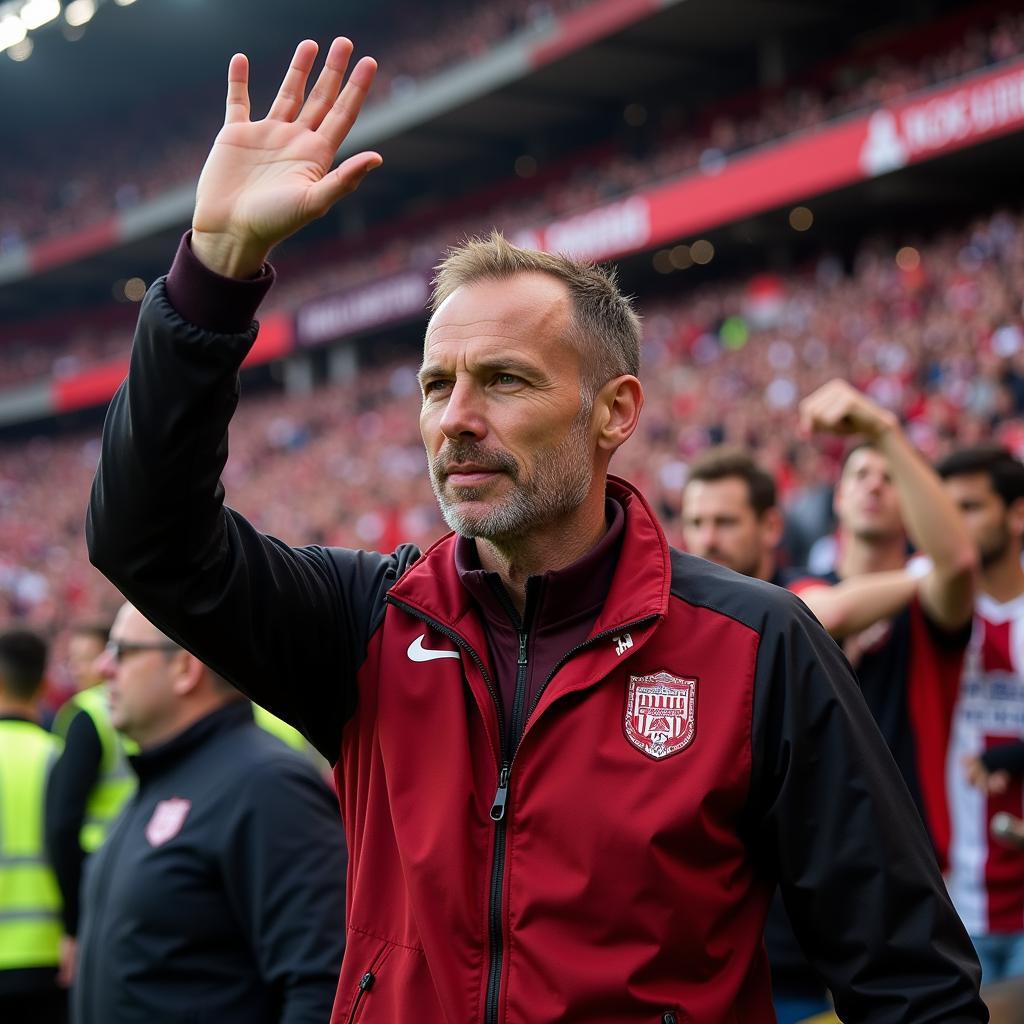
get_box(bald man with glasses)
[72,603,347,1024]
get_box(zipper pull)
[518,632,527,666]
[359,971,375,992]
[490,763,510,821]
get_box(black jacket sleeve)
[86,281,418,761]
[749,594,986,1022]
[44,710,102,935]
[219,754,347,1024]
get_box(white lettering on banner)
[297,273,429,347]
[861,65,1024,175]
[542,196,651,261]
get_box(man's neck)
[836,531,906,579]
[981,548,1024,605]
[475,497,609,615]
[0,699,38,721]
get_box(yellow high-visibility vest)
[0,720,62,970]
[251,704,326,771]
[52,686,136,853]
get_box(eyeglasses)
[105,640,180,664]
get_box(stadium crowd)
[2,5,1022,391]
[0,0,589,254]
[0,204,1022,659]
[3,18,1024,1024]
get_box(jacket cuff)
[164,231,275,334]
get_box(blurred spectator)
[45,620,135,989]
[0,629,65,1024]
[939,445,1024,982]
[792,379,977,869]
[73,603,347,1024]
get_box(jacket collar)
[129,700,253,781]
[388,475,670,637]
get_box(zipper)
[346,970,377,1024]
[386,595,657,1024]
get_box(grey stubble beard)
[429,404,594,542]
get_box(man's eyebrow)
[416,357,541,384]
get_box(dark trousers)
[0,988,69,1024]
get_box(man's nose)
[95,648,116,681]
[438,379,488,442]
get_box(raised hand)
[798,378,898,441]
[192,37,381,278]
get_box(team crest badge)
[145,798,192,847]
[624,671,697,760]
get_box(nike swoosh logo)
[407,634,461,663]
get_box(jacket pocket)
[345,939,395,1024]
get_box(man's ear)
[170,651,206,698]
[594,375,644,454]
[761,506,785,550]
[1009,496,1024,543]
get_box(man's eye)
[423,380,451,394]
[494,373,520,386]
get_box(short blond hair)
[431,231,641,394]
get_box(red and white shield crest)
[145,798,192,848]
[624,671,697,760]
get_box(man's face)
[835,447,903,542]
[67,633,105,691]
[682,477,774,579]
[943,472,1016,569]
[97,605,179,742]
[419,273,596,541]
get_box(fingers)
[306,151,382,216]
[318,56,378,151]
[224,53,251,125]
[297,37,354,130]
[267,39,319,122]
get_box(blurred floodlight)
[624,103,647,127]
[789,206,813,232]
[0,14,28,51]
[896,246,920,271]
[7,35,31,59]
[114,0,137,5]
[124,277,147,302]
[690,239,715,265]
[64,0,95,27]
[19,0,60,30]
[514,155,537,178]
[669,244,691,270]
[653,250,673,274]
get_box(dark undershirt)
[44,711,102,935]
[455,500,625,752]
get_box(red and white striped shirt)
[946,592,1024,935]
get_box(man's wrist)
[865,409,901,445]
[191,228,270,280]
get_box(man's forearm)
[876,426,975,578]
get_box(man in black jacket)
[72,603,347,1024]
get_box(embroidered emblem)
[407,634,461,662]
[145,798,192,848]
[624,671,697,760]
[612,633,633,657]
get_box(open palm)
[193,38,381,274]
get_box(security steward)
[73,603,347,1024]
[45,622,136,987]
[0,630,66,1024]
